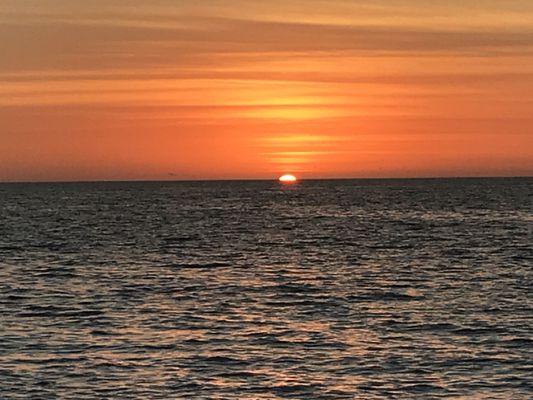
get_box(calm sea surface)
[0,178,532,399]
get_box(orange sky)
[1,0,532,181]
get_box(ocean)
[0,178,531,399]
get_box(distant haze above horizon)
[1,0,533,181]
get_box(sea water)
[0,178,531,398]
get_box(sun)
[279,174,297,183]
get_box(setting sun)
[279,174,297,183]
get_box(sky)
[1,0,532,181]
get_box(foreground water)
[0,178,531,399]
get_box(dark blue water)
[0,178,532,399]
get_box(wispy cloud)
[2,9,533,73]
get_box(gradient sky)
[1,0,533,181]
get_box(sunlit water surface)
[0,178,532,399]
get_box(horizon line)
[0,175,531,185]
